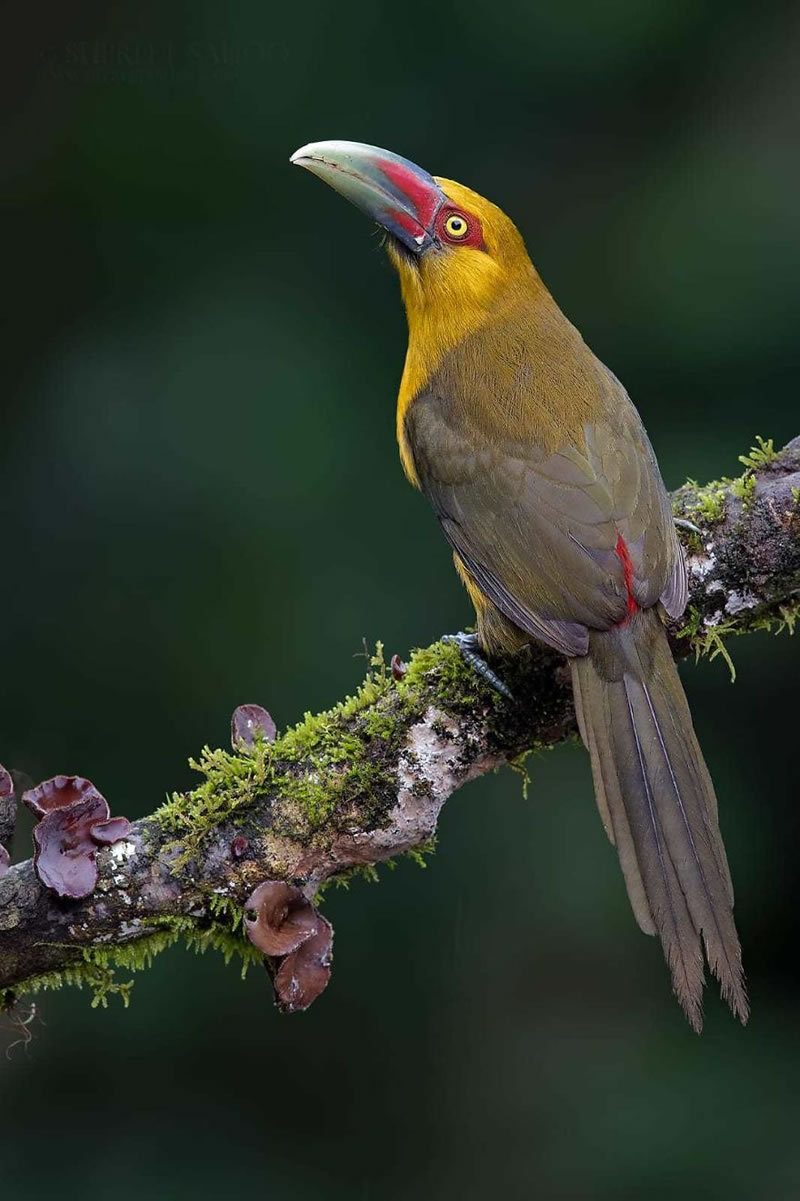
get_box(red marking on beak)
[379,159,444,231]
[390,207,427,239]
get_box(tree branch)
[1,438,799,1006]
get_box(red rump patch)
[615,533,639,622]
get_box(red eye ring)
[435,206,485,250]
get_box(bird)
[290,139,747,1031]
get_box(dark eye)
[443,213,469,240]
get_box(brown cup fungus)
[22,775,131,900]
[244,880,333,1012]
[231,704,276,750]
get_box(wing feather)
[406,380,684,640]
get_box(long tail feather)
[571,607,747,1031]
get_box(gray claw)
[442,632,514,701]
[674,516,702,535]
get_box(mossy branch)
[1,437,799,1009]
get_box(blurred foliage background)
[1,1,798,1197]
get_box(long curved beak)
[290,140,446,254]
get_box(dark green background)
[1,2,798,1197]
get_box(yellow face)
[289,140,543,487]
[386,178,534,328]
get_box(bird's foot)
[674,516,702,535]
[441,632,514,701]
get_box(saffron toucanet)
[291,139,747,1031]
